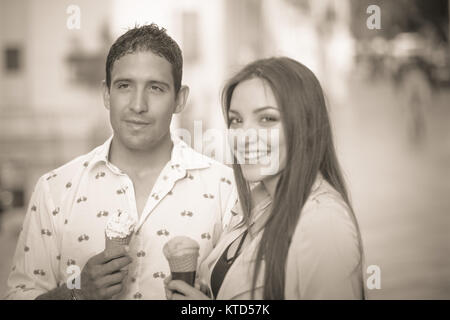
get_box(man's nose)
[130,88,148,113]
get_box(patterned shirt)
[5,135,236,299]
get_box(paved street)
[334,76,450,299]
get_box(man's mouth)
[123,119,150,129]
[124,118,150,125]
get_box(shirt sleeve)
[4,176,60,299]
[285,197,363,300]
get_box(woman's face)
[228,77,287,183]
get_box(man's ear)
[174,85,189,114]
[102,80,111,110]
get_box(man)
[5,24,235,300]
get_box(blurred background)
[0,0,449,299]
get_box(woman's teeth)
[241,151,270,160]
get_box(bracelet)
[70,289,77,300]
[70,289,82,300]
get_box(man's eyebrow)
[112,78,133,84]
[112,78,171,89]
[148,80,171,88]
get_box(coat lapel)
[215,232,266,299]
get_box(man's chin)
[117,134,152,151]
[121,133,171,153]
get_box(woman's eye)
[260,116,278,123]
[229,117,242,125]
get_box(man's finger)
[97,270,127,288]
[101,246,130,263]
[103,283,123,299]
[101,256,132,275]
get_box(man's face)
[103,51,187,152]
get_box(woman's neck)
[262,173,281,200]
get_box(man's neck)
[109,134,174,177]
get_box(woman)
[165,57,365,299]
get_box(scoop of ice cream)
[163,236,200,259]
[105,210,136,240]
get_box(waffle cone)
[167,253,199,273]
[105,233,132,251]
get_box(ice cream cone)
[105,233,133,251]
[104,210,136,253]
[163,236,200,286]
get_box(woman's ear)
[102,80,111,110]
[174,85,190,114]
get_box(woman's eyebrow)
[253,106,279,114]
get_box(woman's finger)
[163,275,174,299]
[167,280,194,296]
[167,280,211,300]
[199,283,212,298]
[163,274,172,286]
[172,292,188,300]
[164,287,173,300]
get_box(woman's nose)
[232,128,259,151]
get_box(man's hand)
[77,246,132,300]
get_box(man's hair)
[105,23,183,94]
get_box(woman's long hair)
[221,57,364,299]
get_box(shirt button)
[133,292,142,299]
[137,250,146,257]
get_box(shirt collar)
[87,135,114,172]
[169,134,211,171]
[87,133,211,173]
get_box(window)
[4,47,21,72]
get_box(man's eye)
[151,85,163,92]
[117,83,129,89]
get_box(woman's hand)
[164,276,211,300]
